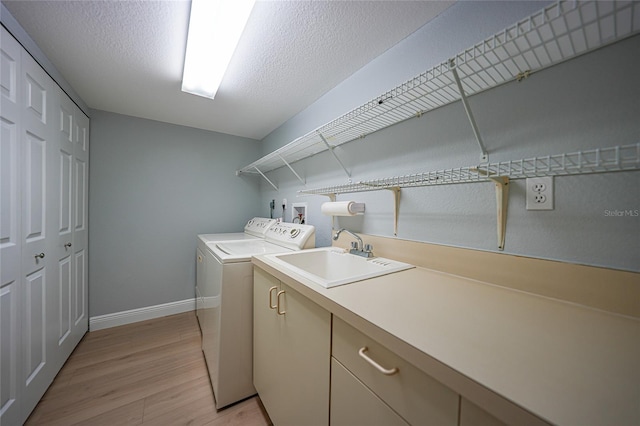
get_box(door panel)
[58,150,72,240]
[23,132,46,245]
[0,26,22,426]
[24,269,46,386]
[58,256,72,345]
[74,249,86,326]
[0,282,20,425]
[0,118,19,286]
[74,157,86,232]
[24,74,46,125]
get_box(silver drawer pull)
[358,347,399,376]
[268,286,278,309]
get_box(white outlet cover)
[526,177,554,210]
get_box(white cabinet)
[253,267,331,426]
[332,316,459,426]
[0,26,89,426]
[331,358,409,426]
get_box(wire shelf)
[298,144,640,196]
[238,1,640,178]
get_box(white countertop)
[253,255,640,426]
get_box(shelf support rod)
[278,154,305,186]
[319,133,352,182]
[488,176,509,251]
[254,166,278,191]
[451,64,489,162]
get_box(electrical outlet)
[526,177,554,210]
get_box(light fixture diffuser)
[182,0,255,99]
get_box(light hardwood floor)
[25,312,272,426]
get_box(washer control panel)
[244,217,277,236]
[265,222,315,250]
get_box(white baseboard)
[89,298,195,331]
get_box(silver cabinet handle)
[268,286,278,309]
[276,290,286,315]
[358,347,398,376]
[34,252,45,259]
[64,242,72,248]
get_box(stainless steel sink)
[265,247,414,288]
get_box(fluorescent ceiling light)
[182,0,255,99]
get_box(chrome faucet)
[332,229,374,258]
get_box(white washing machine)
[196,218,275,332]
[202,222,315,408]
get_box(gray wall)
[89,110,262,316]
[258,2,640,272]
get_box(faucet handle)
[364,244,373,252]
[350,241,359,250]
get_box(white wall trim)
[89,298,195,331]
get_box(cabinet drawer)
[332,317,459,426]
[331,358,408,426]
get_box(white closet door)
[20,49,59,418]
[2,26,87,425]
[0,25,23,426]
[55,87,75,356]
[72,103,88,343]
[54,88,88,361]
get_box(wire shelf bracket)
[489,176,509,251]
[299,143,640,250]
[253,166,278,191]
[319,133,351,182]
[451,62,489,162]
[279,154,306,186]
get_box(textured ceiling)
[2,0,454,140]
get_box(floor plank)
[25,312,272,426]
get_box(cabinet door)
[253,267,331,426]
[278,281,331,425]
[0,25,22,425]
[253,268,281,414]
[331,358,409,426]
